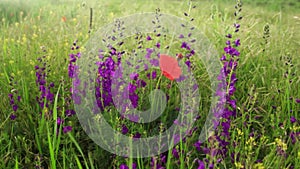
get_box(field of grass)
[1,0,300,168]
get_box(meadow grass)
[0,0,300,168]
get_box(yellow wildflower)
[275,138,287,151]
[237,128,243,136]
[246,136,256,146]
[29,60,35,66]
[235,162,243,169]
[17,71,23,75]
[253,163,265,169]
[33,33,38,39]
[22,36,27,43]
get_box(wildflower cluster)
[35,48,55,110]
[194,0,243,168]
[68,40,82,105]
[95,46,122,111]
[215,0,242,160]
[8,74,21,120]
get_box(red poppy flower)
[61,16,67,22]
[159,54,182,81]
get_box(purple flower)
[197,160,205,169]
[133,132,141,140]
[144,63,149,71]
[290,116,297,124]
[8,93,13,99]
[128,83,137,93]
[290,132,297,144]
[156,43,161,48]
[146,35,152,41]
[234,23,240,29]
[226,34,232,38]
[65,109,76,116]
[12,105,18,112]
[121,124,129,134]
[127,112,139,121]
[132,163,137,169]
[172,148,179,159]
[10,114,17,120]
[194,140,202,151]
[63,126,72,133]
[57,117,64,125]
[49,82,55,88]
[181,42,188,49]
[224,46,240,56]
[179,34,184,38]
[150,59,159,67]
[120,164,129,169]
[150,71,156,79]
[137,79,147,87]
[234,39,240,47]
[130,72,139,80]
[160,154,166,163]
[185,60,191,68]
[296,99,300,103]
[220,55,226,61]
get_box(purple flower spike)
[296,99,300,103]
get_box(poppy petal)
[159,54,182,80]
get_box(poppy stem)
[155,72,163,89]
